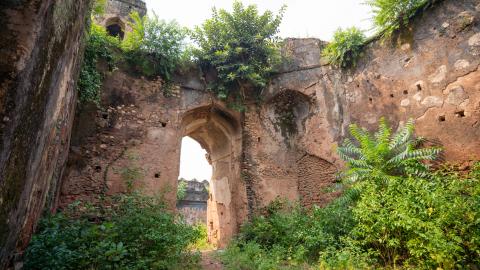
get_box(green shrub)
[189,223,215,251]
[221,119,479,269]
[23,194,201,270]
[346,164,480,268]
[322,27,366,68]
[337,117,441,183]
[337,119,479,268]
[221,191,358,269]
[191,1,285,105]
[365,0,429,37]
[176,180,187,200]
[122,12,188,83]
[77,23,119,105]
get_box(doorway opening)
[176,136,211,225]
[177,105,246,248]
[176,136,213,249]
[105,17,125,39]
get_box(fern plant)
[337,118,441,182]
[365,0,429,37]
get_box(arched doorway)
[179,105,246,247]
[105,17,125,39]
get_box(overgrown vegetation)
[77,23,119,104]
[23,194,201,270]
[191,1,285,107]
[176,180,187,200]
[122,12,188,83]
[78,3,188,104]
[365,0,429,37]
[322,27,366,68]
[189,223,216,251]
[220,119,480,269]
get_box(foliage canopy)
[122,12,188,82]
[192,1,285,105]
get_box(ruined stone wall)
[250,0,480,208]
[59,68,248,247]
[0,0,91,267]
[105,0,146,18]
[58,0,479,250]
[95,0,147,37]
[177,180,209,225]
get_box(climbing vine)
[77,23,119,105]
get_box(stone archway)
[180,105,247,247]
[105,17,125,39]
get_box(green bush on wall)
[77,23,119,105]
[322,27,366,68]
[122,11,188,82]
[191,1,285,106]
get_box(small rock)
[100,144,108,149]
[116,106,122,110]
[413,92,422,102]
[131,110,137,114]
[441,22,449,28]
[446,86,468,106]
[129,139,141,146]
[453,11,475,32]
[468,33,480,46]
[421,96,444,108]
[400,99,410,107]
[454,59,470,70]
[2,116,9,122]
[400,43,410,51]
[429,65,447,84]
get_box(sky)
[143,0,374,41]
[178,137,212,181]
[148,1,374,181]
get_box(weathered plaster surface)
[0,0,91,267]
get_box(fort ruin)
[0,0,479,267]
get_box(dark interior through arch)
[106,23,124,39]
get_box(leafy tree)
[337,118,441,183]
[322,27,366,68]
[122,12,188,83]
[191,1,285,105]
[365,0,429,37]
[177,180,187,200]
